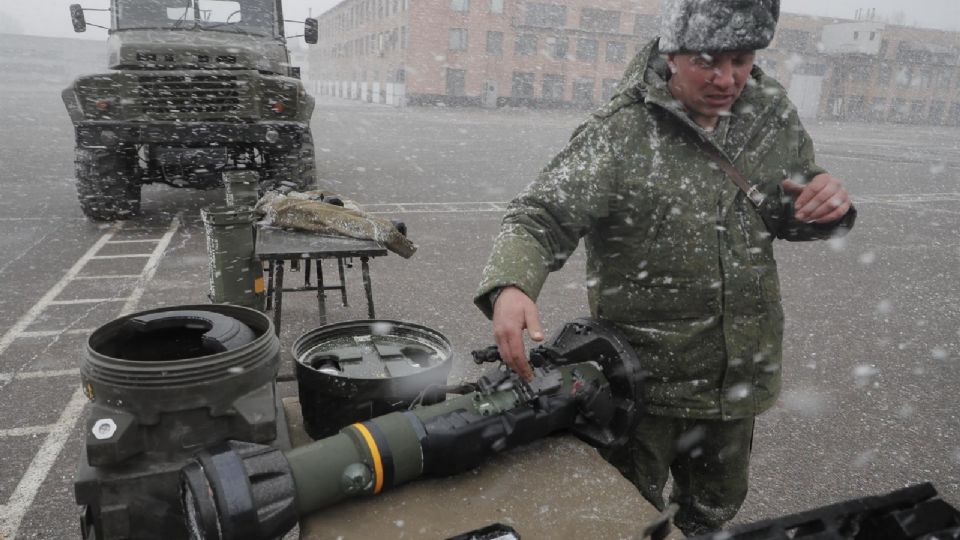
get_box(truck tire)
[263,130,317,192]
[75,147,142,221]
[297,130,318,191]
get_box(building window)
[511,72,535,98]
[449,28,468,50]
[542,74,564,100]
[795,63,827,76]
[580,8,620,33]
[490,0,503,13]
[446,68,466,96]
[487,31,504,54]
[633,14,657,37]
[402,26,408,49]
[869,31,876,40]
[845,95,865,118]
[606,41,626,63]
[576,38,598,61]
[525,3,566,28]
[776,28,812,52]
[451,0,469,12]
[935,70,952,90]
[572,77,594,103]
[928,101,946,124]
[877,63,892,86]
[853,31,859,40]
[516,34,537,56]
[546,36,568,59]
[889,98,908,122]
[908,100,925,122]
[949,103,960,126]
[847,64,871,82]
[601,78,619,101]
[895,67,910,87]
[869,97,886,121]
[757,56,778,74]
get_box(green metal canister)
[201,205,265,310]
[223,170,261,208]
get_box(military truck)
[63,0,319,221]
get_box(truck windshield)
[114,0,279,37]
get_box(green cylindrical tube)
[286,392,475,512]
[180,363,608,540]
[201,205,265,310]
[286,365,595,513]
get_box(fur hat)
[659,0,780,53]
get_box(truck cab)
[64,0,318,220]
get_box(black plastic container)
[75,305,288,539]
[293,320,453,439]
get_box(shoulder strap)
[700,144,767,208]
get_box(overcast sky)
[2,0,958,39]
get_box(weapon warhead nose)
[180,462,222,540]
[178,441,299,540]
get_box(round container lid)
[294,320,451,381]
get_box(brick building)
[760,15,960,125]
[309,0,658,107]
[309,1,960,125]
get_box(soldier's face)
[666,50,755,127]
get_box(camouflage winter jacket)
[475,39,855,420]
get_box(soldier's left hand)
[782,173,851,223]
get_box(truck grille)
[132,74,250,119]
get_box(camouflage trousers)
[601,413,755,536]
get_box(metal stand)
[256,229,388,336]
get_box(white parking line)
[120,219,178,317]
[359,196,960,212]
[47,298,130,305]
[0,369,81,383]
[106,239,161,244]
[0,226,119,358]
[72,274,142,280]
[0,217,180,540]
[363,201,509,214]
[0,425,55,438]
[17,329,94,338]
[16,369,81,380]
[0,388,87,539]
[855,192,960,204]
[90,254,153,259]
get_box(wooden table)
[255,227,388,334]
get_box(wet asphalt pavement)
[0,88,958,538]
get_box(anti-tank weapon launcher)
[178,318,646,540]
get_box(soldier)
[474,0,856,534]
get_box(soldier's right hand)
[492,286,544,381]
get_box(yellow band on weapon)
[352,423,384,494]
